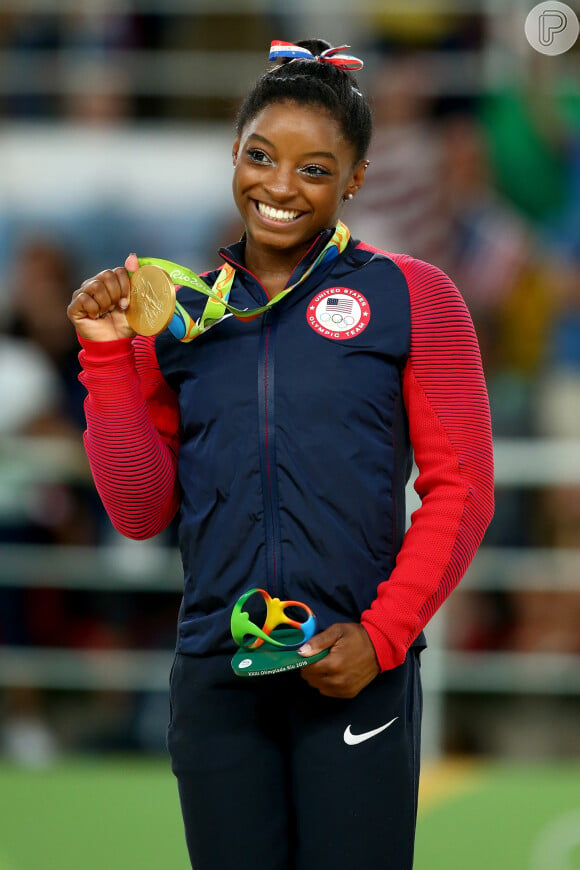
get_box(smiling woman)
[67,37,494,870]
[228,39,371,297]
[232,102,367,294]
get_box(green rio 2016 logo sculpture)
[230,588,328,677]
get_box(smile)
[255,201,303,223]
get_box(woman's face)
[232,100,365,259]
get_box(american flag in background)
[326,297,353,314]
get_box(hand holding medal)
[70,220,350,343]
[67,256,136,342]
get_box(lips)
[255,200,303,223]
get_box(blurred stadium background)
[0,1,579,867]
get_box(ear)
[232,139,240,166]
[347,158,369,198]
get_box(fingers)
[125,252,139,273]
[69,266,130,321]
[299,623,380,698]
[298,623,342,658]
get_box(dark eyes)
[301,165,331,178]
[247,148,271,164]
[245,148,331,178]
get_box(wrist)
[78,334,134,362]
[360,620,400,672]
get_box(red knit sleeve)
[361,254,494,670]
[78,334,181,539]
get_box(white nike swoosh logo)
[343,717,399,746]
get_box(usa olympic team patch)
[306,287,371,341]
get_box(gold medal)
[126,265,176,336]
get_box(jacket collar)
[218,226,337,290]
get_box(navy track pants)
[167,648,422,870]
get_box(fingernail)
[119,298,129,310]
[298,643,312,656]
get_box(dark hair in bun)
[236,38,372,164]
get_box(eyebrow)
[246,133,338,162]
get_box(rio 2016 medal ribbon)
[126,264,176,336]
[125,221,351,340]
[230,588,329,677]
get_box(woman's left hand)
[298,623,380,698]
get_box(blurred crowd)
[0,7,579,763]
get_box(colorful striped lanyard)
[138,221,350,342]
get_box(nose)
[262,162,297,202]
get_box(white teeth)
[257,202,300,222]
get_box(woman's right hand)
[67,253,139,342]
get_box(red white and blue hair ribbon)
[268,40,364,71]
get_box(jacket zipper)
[258,309,283,598]
[220,236,336,599]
